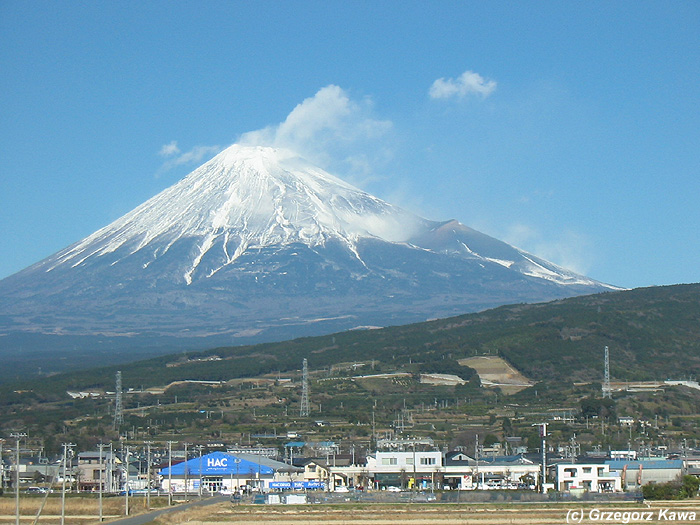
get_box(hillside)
[1,283,699,457]
[8,283,700,394]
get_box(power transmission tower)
[113,371,124,429]
[602,346,612,398]
[300,358,310,417]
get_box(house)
[76,451,122,492]
[295,458,349,490]
[556,463,622,493]
[505,437,528,455]
[442,451,475,490]
[443,453,539,490]
[14,457,61,487]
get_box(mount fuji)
[0,144,617,364]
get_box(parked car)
[25,487,50,494]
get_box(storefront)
[159,451,296,493]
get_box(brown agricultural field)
[0,494,166,524]
[150,500,700,525]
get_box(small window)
[582,467,592,474]
[420,457,436,466]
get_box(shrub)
[642,475,700,500]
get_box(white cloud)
[504,223,594,275]
[239,85,393,178]
[156,86,393,184]
[156,144,221,176]
[170,145,221,166]
[159,141,181,157]
[429,70,497,99]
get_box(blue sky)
[1,1,698,289]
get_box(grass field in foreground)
[0,494,167,524]
[150,500,700,525]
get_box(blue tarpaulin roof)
[606,459,684,470]
[159,451,274,476]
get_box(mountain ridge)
[0,144,617,352]
[5,282,699,390]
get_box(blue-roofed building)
[605,459,685,489]
[158,451,301,494]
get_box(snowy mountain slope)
[0,144,617,347]
[43,145,426,284]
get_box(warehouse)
[158,451,300,493]
[605,459,684,489]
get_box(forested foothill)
[0,283,699,458]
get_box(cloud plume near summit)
[239,85,393,178]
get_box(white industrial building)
[556,463,622,492]
[367,450,443,490]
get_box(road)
[105,495,227,524]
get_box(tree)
[502,417,514,436]
[642,475,700,500]
[680,475,700,498]
[483,434,499,447]
[580,396,616,419]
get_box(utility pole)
[98,443,105,522]
[234,457,241,495]
[113,371,124,429]
[602,346,612,398]
[539,423,547,494]
[60,442,75,525]
[145,442,153,509]
[124,445,131,515]
[196,445,204,499]
[107,443,113,494]
[300,358,310,417]
[474,434,480,490]
[183,443,190,501]
[0,438,4,494]
[167,441,177,506]
[10,432,26,525]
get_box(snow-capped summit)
[0,143,618,352]
[49,145,427,285]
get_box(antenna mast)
[300,358,310,417]
[602,346,612,399]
